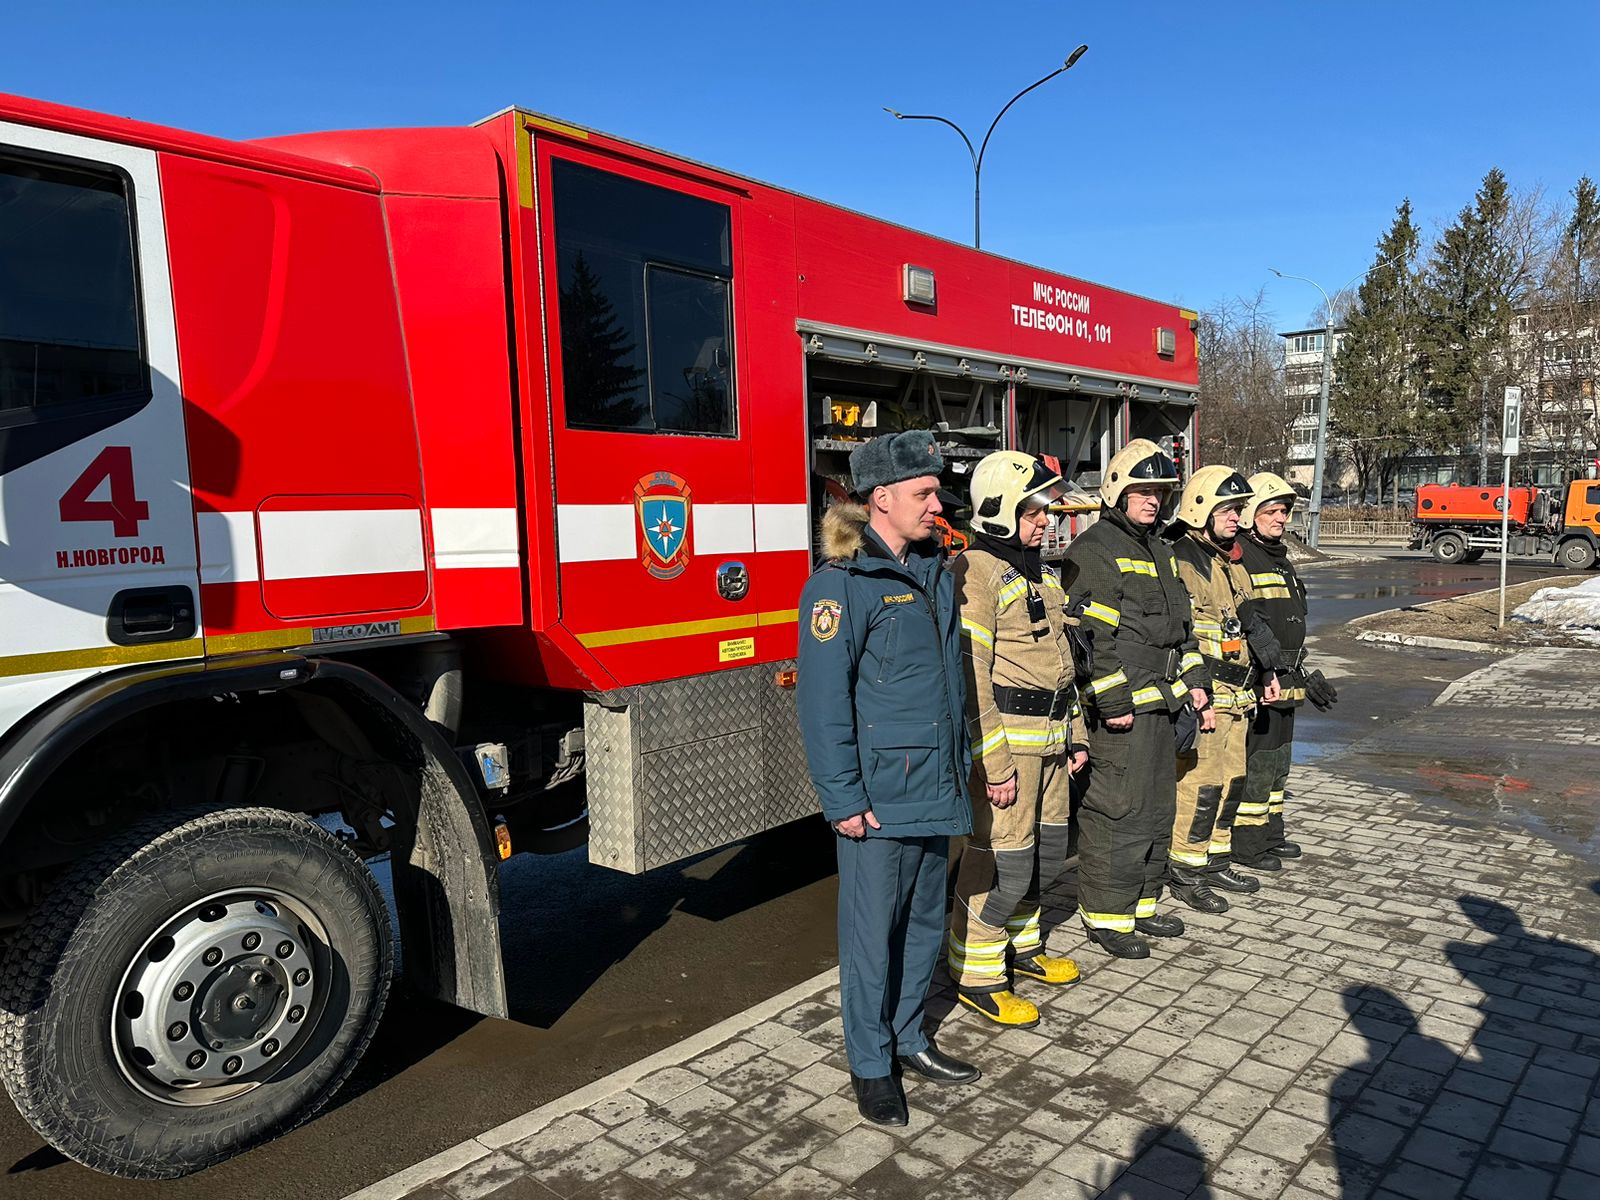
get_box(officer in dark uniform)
[797,430,979,1127]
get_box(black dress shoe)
[1208,866,1261,894]
[851,1073,908,1126]
[897,1044,980,1085]
[1272,841,1303,859]
[1087,927,1150,959]
[1135,913,1186,938]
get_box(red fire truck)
[0,93,1198,1176]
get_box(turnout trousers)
[1235,705,1295,860]
[1077,710,1177,932]
[1171,705,1249,870]
[947,753,1072,992]
[835,832,948,1078]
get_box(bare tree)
[1520,178,1600,468]
[1196,290,1290,473]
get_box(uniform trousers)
[1235,705,1296,859]
[835,832,948,1078]
[1171,704,1250,870]
[947,753,1072,991]
[1077,710,1177,932]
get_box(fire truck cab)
[0,93,1197,1177]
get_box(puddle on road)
[1350,750,1600,864]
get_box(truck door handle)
[107,586,196,646]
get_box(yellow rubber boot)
[1013,953,1081,986]
[957,989,1040,1028]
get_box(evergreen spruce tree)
[559,252,646,427]
[1416,169,1519,481]
[1332,200,1423,500]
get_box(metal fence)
[1317,519,1412,543]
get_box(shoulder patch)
[882,592,915,605]
[810,597,843,641]
[997,566,1023,585]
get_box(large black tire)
[1431,533,1467,565]
[1557,539,1597,570]
[0,808,391,1179]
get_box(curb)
[341,965,842,1200]
[1354,629,1509,654]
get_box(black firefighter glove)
[1305,669,1339,711]
[1066,595,1096,684]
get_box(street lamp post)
[1271,270,1335,548]
[1272,251,1414,547]
[885,44,1088,249]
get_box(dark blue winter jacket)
[796,504,973,838]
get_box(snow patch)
[1510,576,1600,644]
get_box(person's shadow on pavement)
[1099,1125,1213,1199]
[1328,985,1466,1198]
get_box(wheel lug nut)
[186,1050,207,1069]
[202,947,222,966]
[261,1039,279,1057]
[252,971,269,986]
[293,968,310,986]
[242,932,261,951]
[223,1056,242,1076]
[167,1021,188,1041]
[173,981,194,1001]
[288,1005,305,1023]
[276,941,294,958]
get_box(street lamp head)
[1065,44,1089,69]
[1268,268,1285,278]
[883,107,904,119]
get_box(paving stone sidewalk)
[352,680,1600,1200]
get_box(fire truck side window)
[551,159,735,437]
[0,152,147,473]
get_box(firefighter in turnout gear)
[949,452,1089,1027]
[1234,472,1335,867]
[1062,440,1205,959]
[1165,467,1284,913]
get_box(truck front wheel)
[0,807,391,1179]
[1557,540,1597,570]
[1431,533,1467,564]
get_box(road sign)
[1503,386,1522,457]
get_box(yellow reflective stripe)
[1214,693,1256,710]
[1088,669,1128,695]
[1131,685,1166,706]
[961,618,994,650]
[1250,572,1287,587]
[947,936,1009,957]
[1169,680,1189,699]
[1170,849,1210,867]
[1236,802,1271,815]
[972,727,1008,757]
[1041,573,1064,591]
[1197,636,1223,657]
[1135,897,1158,918]
[1080,907,1136,932]
[1115,557,1158,577]
[1005,726,1071,746]
[1179,652,1203,674]
[997,578,1031,607]
[1083,601,1121,628]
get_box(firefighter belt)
[948,754,1072,992]
[1077,710,1177,932]
[1171,704,1249,870]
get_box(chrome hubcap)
[113,890,329,1105]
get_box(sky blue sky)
[6,2,1596,331]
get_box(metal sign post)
[1499,386,1522,628]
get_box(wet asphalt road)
[0,547,1581,1198]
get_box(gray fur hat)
[849,430,944,495]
